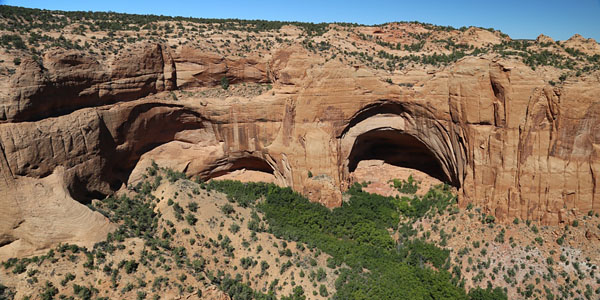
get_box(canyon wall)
[1,43,600,258]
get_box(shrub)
[165,168,186,182]
[283,248,292,257]
[556,235,565,245]
[316,267,327,281]
[468,286,507,300]
[122,260,139,274]
[221,76,229,90]
[136,291,146,300]
[73,284,97,300]
[185,213,198,226]
[11,261,26,274]
[530,225,539,234]
[389,175,419,194]
[260,261,269,274]
[40,281,58,300]
[229,223,240,233]
[187,202,198,212]
[221,204,234,215]
[559,73,567,82]
[191,258,205,273]
[319,284,328,297]
[61,273,76,286]
[240,257,254,269]
[279,261,292,274]
[247,219,260,231]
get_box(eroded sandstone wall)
[129,47,600,225]
[1,43,600,258]
[2,43,176,122]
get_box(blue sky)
[2,0,600,41]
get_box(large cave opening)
[347,129,454,196]
[207,156,279,184]
[348,129,449,181]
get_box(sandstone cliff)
[173,46,269,88]
[1,28,600,258]
[1,43,176,122]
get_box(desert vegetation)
[1,4,600,300]
[1,5,598,83]
[201,177,508,299]
[1,163,512,300]
[0,164,337,299]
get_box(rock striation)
[1,43,176,122]
[173,46,269,88]
[1,41,600,258]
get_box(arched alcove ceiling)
[340,101,464,188]
[347,128,451,183]
[338,101,407,138]
[204,156,276,180]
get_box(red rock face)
[173,46,269,88]
[1,42,600,257]
[1,43,176,122]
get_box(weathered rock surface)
[0,167,115,260]
[1,43,176,122]
[173,46,269,88]
[562,34,600,55]
[536,34,555,44]
[2,41,600,257]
